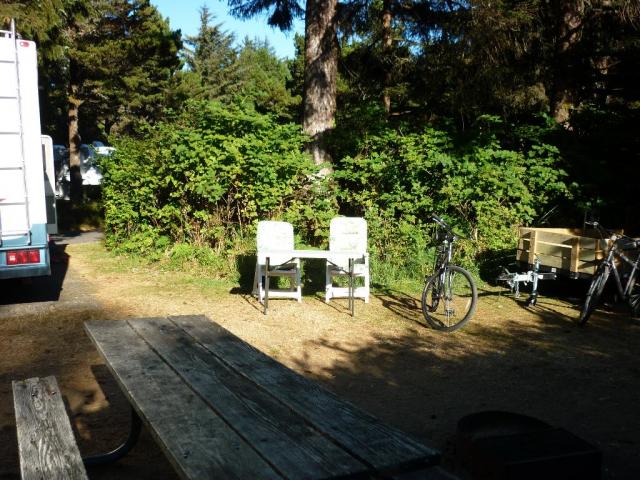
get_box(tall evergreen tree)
[183,5,238,101]
[3,0,181,201]
[227,0,336,169]
[64,0,180,200]
[76,0,182,136]
[235,38,300,118]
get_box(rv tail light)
[6,249,40,265]
[27,250,40,263]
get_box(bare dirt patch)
[1,241,639,479]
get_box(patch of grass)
[170,275,234,294]
[70,243,234,296]
[71,243,148,273]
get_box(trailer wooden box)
[516,227,611,277]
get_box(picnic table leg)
[83,407,142,467]
[264,257,270,315]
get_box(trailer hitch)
[497,257,557,306]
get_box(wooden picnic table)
[84,315,441,479]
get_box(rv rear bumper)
[0,261,51,279]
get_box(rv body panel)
[0,25,54,279]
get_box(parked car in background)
[53,141,114,200]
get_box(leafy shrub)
[331,112,572,284]
[101,100,336,275]
[102,99,572,290]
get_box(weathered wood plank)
[518,237,606,254]
[516,250,598,274]
[129,317,367,480]
[570,236,580,272]
[170,315,439,473]
[84,320,282,480]
[527,229,537,265]
[12,376,88,480]
[518,228,603,248]
[518,248,597,266]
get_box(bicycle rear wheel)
[422,265,477,332]
[578,264,610,326]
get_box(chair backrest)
[329,217,367,267]
[257,221,295,265]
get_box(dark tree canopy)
[3,0,639,229]
[228,0,304,30]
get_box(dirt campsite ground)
[1,236,639,479]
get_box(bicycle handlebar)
[585,220,612,237]
[585,221,639,248]
[430,215,449,229]
[429,215,474,241]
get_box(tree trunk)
[68,82,83,204]
[303,0,338,173]
[381,0,393,115]
[552,0,584,124]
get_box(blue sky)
[151,0,303,59]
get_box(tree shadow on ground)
[0,315,179,480]
[289,301,640,480]
[0,242,68,305]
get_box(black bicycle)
[421,216,478,332]
[579,221,640,325]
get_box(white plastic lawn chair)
[253,221,302,304]
[325,217,370,303]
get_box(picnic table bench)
[12,376,89,480]
[83,314,448,479]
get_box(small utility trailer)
[0,21,57,280]
[498,227,614,305]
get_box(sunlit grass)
[68,243,234,295]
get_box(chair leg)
[252,263,260,297]
[325,265,332,302]
[364,270,370,303]
[296,260,302,302]
[257,265,265,304]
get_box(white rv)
[0,21,57,279]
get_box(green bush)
[101,100,336,276]
[101,100,572,290]
[331,113,572,285]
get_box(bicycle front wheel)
[422,265,478,332]
[578,264,610,326]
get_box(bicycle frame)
[427,221,457,310]
[430,214,456,273]
[579,222,640,325]
[433,237,454,273]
